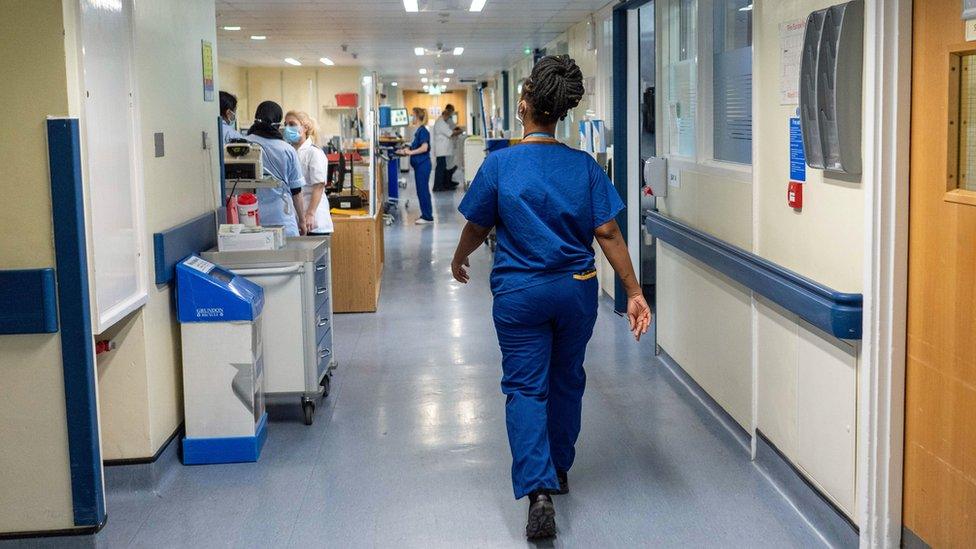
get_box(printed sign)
[201,40,215,102]
[780,20,806,105]
[789,117,806,182]
[184,256,216,275]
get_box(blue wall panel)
[0,269,59,334]
[46,118,106,527]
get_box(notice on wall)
[201,40,215,102]
[789,117,806,182]
[780,19,807,105]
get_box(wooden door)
[905,1,976,546]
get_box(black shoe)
[552,470,568,495]
[525,491,556,540]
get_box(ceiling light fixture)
[391,81,398,87]
[319,57,335,66]
[470,0,488,12]
[453,46,464,56]
[423,85,430,91]
[443,78,450,83]
[250,35,266,40]
[421,77,429,83]
[446,68,455,74]
[524,47,532,55]
[403,0,419,12]
[738,3,753,11]
[414,46,425,56]
[419,68,428,74]
[285,57,301,66]
[222,26,241,31]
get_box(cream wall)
[221,65,364,141]
[96,0,221,460]
[653,0,864,519]
[0,0,78,534]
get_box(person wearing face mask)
[452,55,651,540]
[432,104,463,191]
[397,107,434,224]
[245,100,307,236]
[220,91,244,143]
[283,110,333,235]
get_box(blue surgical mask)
[283,125,301,143]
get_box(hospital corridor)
[1,0,975,547]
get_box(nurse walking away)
[397,107,434,224]
[284,110,334,235]
[246,101,307,236]
[452,55,652,540]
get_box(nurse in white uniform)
[284,110,334,235]
[245,101,307,236]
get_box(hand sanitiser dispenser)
[176,255,268,465]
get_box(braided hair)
[521,55,585,125]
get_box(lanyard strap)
[524,132,555,139]
[521,132,560,145]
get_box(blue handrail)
[0,268,59,334]
[646,211,862,340]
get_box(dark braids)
[522,54,585,125]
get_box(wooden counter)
[330,213,384,312]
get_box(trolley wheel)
[319,375,331,398]
[301,398,315,426]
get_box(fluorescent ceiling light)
[423,85,430,91]
[419,68,428,74]
[250,35,266,40]
[446,68,455,74]
[421,77,428,83]
[391,82,398,87]
[470,0,487,11]
[442,78,450,83]
[453,46,464,56]
[285,57,301,66]
[403,0,419,12]
[414,46,425,56]
[319,57,335,66]
[222,26,241,31]
[738,3,753,10]
[439,85,447,91]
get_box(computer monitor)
[390,108,409,127]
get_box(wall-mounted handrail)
[0,268,59,334]
[646,211,862,340]
[153,212,217,285]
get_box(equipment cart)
[203,237,335,425]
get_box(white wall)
[653,0,864,519]
[0,0,82,534]
[96,0,221,460]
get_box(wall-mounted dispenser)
[799,0,863,176]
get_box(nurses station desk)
[330,157,385,313]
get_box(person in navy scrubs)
[397,107,434,224]
[452,55,652,540]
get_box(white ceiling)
[215,0,611,89]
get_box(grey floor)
[5,190,825,548]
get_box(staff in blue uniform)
[397,107,434,225]
[246,101,307,236]
[452,55,652,540]
[219,91,244,144]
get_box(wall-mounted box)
[799,0,863,176]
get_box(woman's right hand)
[627,293,652,341]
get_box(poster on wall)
[201,40,215,102]
[779,19,806,105]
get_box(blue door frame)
[611,0,654,313]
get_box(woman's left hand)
[451,256,470,284]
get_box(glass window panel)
[712,0,753,164]
[959,54,976,191]
[667,0,697,157]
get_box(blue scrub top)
[222,120,244,143]
[246,133,305,236]
[410,126,431,167]
[459,143,625,296]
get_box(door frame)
[612,0,653,314]
[859,0,911,546]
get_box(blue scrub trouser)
[492,275,598,499]
[413,160,433,220]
